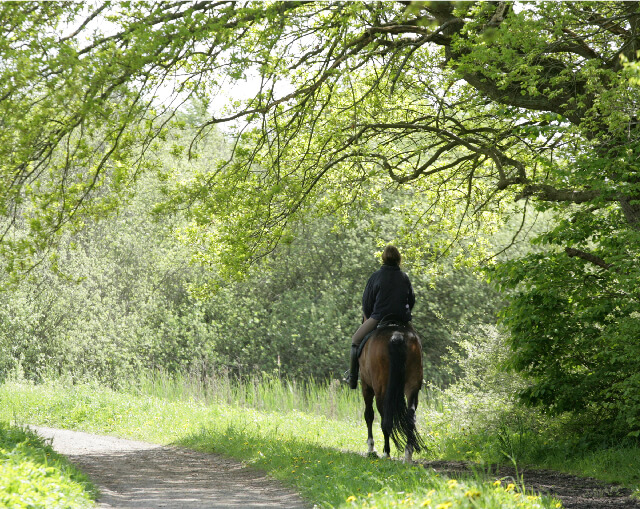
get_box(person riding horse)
[347,245,415,389]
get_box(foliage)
[0,111,502,384]
[0,117,227,385]
[0,3,165,279]
[2,2,640,432]
[0,422,95,508]
[0,174,215,386]
[491,239,640,434]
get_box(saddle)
[356,315,411,358]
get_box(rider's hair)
[381,245,401,266]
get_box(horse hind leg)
[382,430,391,458]
[363,384,377,457]
[378,396,392,458]
[404,390,421,463]
[404,443,414,463]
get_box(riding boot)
[349,344,359,389]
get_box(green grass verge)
[423,387,640,492]
[0,421,96,508]
[0,380,561,508]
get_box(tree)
[2,2,640,431]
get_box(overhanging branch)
[565,247,612,270]
[516,184,601,204]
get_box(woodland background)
[1,1,640,441]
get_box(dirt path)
[30,426,310,509]
[422,460,640,509]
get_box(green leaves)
[2,1,640,435]
[492,222,640,433]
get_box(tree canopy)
[2,1,640,432]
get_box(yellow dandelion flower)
[436,502,453,509]
[346,495,357,503]
[420,499,432,507]
[447,479,458,489]
[493,480,502,487]
[464,489,481,498]
[555,503,563,508]
[506,483,516,492]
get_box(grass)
[0,376,564,508]
[0,421,96,508]
[422,385,640,492]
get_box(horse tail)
[382,331,410,451]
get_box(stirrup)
[342,369,351,384]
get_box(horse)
[358,322,426,462]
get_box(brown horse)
[358,323,426,461]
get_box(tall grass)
[131,369,361,421]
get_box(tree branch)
[516,184,602,204]
[565,247,612,269]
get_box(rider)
[347,245,415,389]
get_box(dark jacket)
[362,264,415,322]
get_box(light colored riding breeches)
[351,317,379,347]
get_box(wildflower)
[436,502,453,509]
[555,504,563,508]
[346,495,357,503]
[464,489,481,498]
[506,483,516,492]
[447,479,458,489]
[493,480,501,487]
[420,500,431,507]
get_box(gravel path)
[30,426,310,509]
